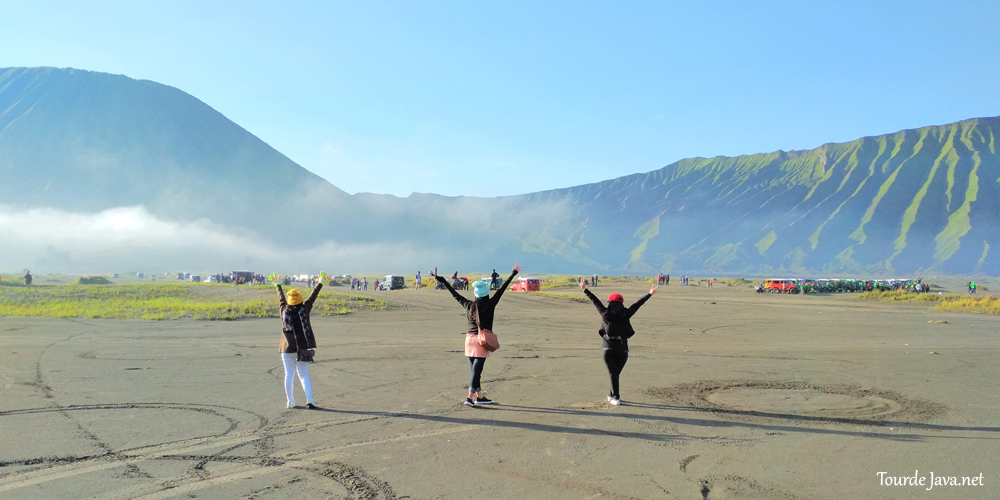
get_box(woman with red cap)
[580,280,657,406]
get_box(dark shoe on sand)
[306,403,317,409]
[475,397,494,405]
[463,398,476,407]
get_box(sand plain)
[1,281,998,499]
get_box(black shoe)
[463,398,476,407]
[306,403,317,409]
[475,397,494,405]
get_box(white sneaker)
[609,397,620,406]
[287,401,295,409]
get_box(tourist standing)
[436,264,521,406]
[580,279,657,406]
[276,283,323,409]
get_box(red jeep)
[510,277,541,292]
[765,279,799,293]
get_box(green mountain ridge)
[1,67,997,274]
[523,117,999,274]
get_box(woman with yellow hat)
[579,279,657,406]
[276,281,323,409]
[435,263,520,406]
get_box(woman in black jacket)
[277,283,323,409]
[436,263,520,406]
[580,280,657,406]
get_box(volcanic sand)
[1,282,998,499]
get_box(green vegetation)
[538,292,589,303]
[755,231,777,256]
[934,296,1000,315]
[629,216,661,263]
[859,290,999,315]
[722,278,755,287]
[0,283,389,320]
[858,290,956,303]
[75,276,113,285]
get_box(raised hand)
[649,284,659,295]
[579,279,587,291]
[513,263,522,273]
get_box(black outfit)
[583,288,652,399]
[437,270,518,334]
[490,270,500,290]
[437,270,518,393]
[469,357,487,393]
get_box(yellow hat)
[286,289,303,306]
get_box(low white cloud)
[0,205,442,275]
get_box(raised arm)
[581,287,607,314]
[276,284,287,307]
[627,290,654,317]
[490,264,521,305]
[436,275,471,308]
[305,282,323,308]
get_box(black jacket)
[583,288,651,351]
[437,270,518,334]
[277,284,322,353]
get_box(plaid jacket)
[277,284,322,353]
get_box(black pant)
[603,349,629,399]
[469,357,486,393]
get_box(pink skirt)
[465,332,491,358]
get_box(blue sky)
[3,1,998,197]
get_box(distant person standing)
[23,270,31,286]
[363,277,368,291]
[436,264,521,406]
[416,271,422,290]
[490,269,500,290]
[276,282,323,409]
[666,274,670,286]
[580,279,657,406]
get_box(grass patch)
[75,276,113,285]
[933,296,1000,315]
[0,283,389,320]
[860,290,1000,315]
[858,290,957,302]
[538,292,589,303]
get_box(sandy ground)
[1,282,998,499]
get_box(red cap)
[607,293,624,303]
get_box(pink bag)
[477,329,500,352]
[472,304,499,353]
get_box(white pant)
[281,353,314,404]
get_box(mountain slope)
[521,118,1000,274]
[0,67,353,238]
[2,67,997,274]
